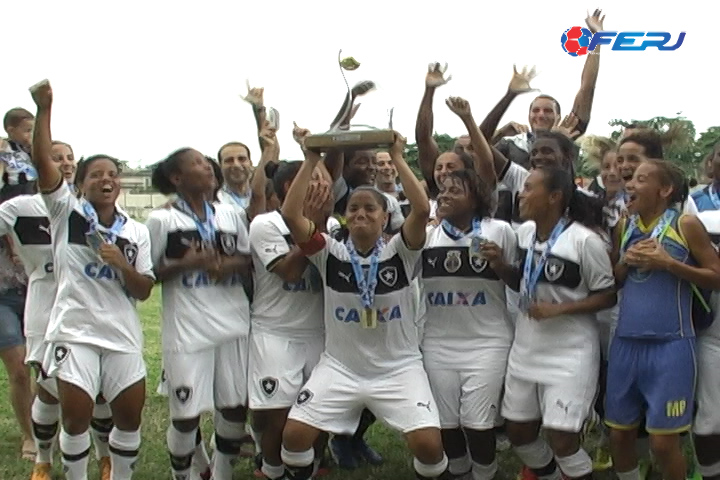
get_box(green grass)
[0,289,622,480]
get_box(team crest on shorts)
[54,345,69,365]
[444,250,462,273]
[544,258,565,282]
[261,377,278,397]
[123,243,138,265]
[379,266,398,287]
[175,387,192,404]
[220,233,236,255]
[470,255,488,273]
[296,389,313,406]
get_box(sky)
[3,0,715,168]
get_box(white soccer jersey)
[508,221,614,382]
[145,203,251,353]
[421,219,516,368]
[696,210,720,345]
[42,183,154,353]
[495,162,529,227]
[249,210,324,337]
[308,233,423,377]
[0,194,54,338]
[215,190,249,227]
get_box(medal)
[81,199,126,251]
[442,217,484,260]
[520,218,568,311]
[175,197,217,249]
[620,208,675,254]
[347,237,384,329]
[361,307,378,329]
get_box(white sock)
[449,453,472,476]
[248,423,263,453]
[191,428,210,473]
[212,414,245,480]
[261,461,285,479]
[60,429,91,480]
[472,460,498,480]
[31,398,60,465]
[556,449,593,479]
[413,454,449,478]
[167,425,196,479]
[616,467,640,480]
[514,438,561,480]
[109,428,140,480]
[91,402,113,459]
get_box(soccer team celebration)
[0,7,718,480]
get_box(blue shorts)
[0,288,26,351]
[605,336,696,434]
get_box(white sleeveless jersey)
[0,194,54,337]
[145,203,251,353]
[421,219,516,368]
[309,233,422,377]
[696,210,720,345]
[249,211,324,337]
[42,183,154,353]
[509,221,614,381]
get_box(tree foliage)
[405,133,456,179]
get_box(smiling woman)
[28,80,155,480]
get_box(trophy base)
[304,129,395,151]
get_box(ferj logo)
[561,27,685,56]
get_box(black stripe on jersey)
[325,253,409,294]
[421,246,500,281]
[709,233,720,248]
[265,234,294,271]
[164,230,238,259]
[517,248,581,289]
[13,216,51,245]
[68,211,139,266]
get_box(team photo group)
[0,8,719,480]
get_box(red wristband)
[299,231,326,256]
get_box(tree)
[696,126,720,164]
[405,133,458,179]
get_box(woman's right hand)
[30,80,53,110]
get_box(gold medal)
[361,307,378,329]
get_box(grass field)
[0,289,625,480]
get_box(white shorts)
[25,334,48,368]
[157,363,169,397]
[249,331,323,410]
[164,336,249,419]
[425,348,508,430]
[44,342,146,403]
[502,369,596,433]
[288,354,440,435]
[693,339,720,435]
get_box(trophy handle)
[329,49,353,132]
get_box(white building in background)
[119,168,169,220]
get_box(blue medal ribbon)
[709,184,720,210]
[223,187,250,209]
[442,217,485,257]
[520,218,568,310]
[175,197,217,246]
[81,199,126,249]
[620,208,675,254]
[346,237,384,309]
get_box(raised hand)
[239,80,264,107]
[390,132,407,159]
[259,121,277,148]
[585,8,605,34]
[498,121,530,138]
[445,96,472,118]
[292,121,311,147]
[508,65,538,94]
[29,79,53,109]
[426,62,452,89]
[552,113,582,140]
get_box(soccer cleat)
[254,453,265,478]
[329,436,358,470]
[314,454,332,477]
[516,465,538,480]
[29,463,52,480]
[352,437,383,466]
[592,445,613,471]
[99,456,111,480]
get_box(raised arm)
[246,123,277,221]
[478,65,538,142]
[415,63,451,190]
[281,141,321,246]
[29,81,62,192]
[570,10,604,135]
[446,97,496,191]
[392,133,430,249]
